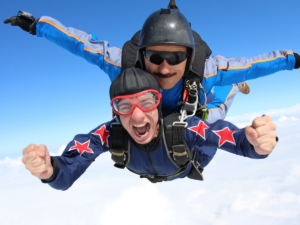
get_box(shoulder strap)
[162,109,190,167]
[110,121,131,169]
[190,30,212,83]
[121,30,140,71]
[162,109,204,181]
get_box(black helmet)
[110,67,162,116]
[138,8,195,72]
[110,67,160,99]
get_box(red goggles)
[111,89,162,116]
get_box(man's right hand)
[22,144,53,180]
[4,12,38,35]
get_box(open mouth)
[133,122,150,138]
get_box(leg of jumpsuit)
[196,84,239,168]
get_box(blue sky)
[1,0,299,156]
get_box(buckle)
[179,95,198,121]
[172,121,187,128]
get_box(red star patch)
[188,120,209,140]
[213,127,236,147]
[69,140,93,155]
[92,125,110,147]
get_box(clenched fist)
[245,115,277,155]
[22,144,53,179]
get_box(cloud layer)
[1,105,300,225]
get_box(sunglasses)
[143,50,188,66]
[111,89,162,116]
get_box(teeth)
[134,123,147,128]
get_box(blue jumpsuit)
[43,114,268,190]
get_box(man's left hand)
[245,115,277,155]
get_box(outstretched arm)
[4,12,122,81]
[185,115,277,159]
[202,50,299,94]
[22,122,112,191]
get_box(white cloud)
[1,104,300,225]
[226,103,300,127]
[50,145,66,156]
[0,157,22,167]
[100,181,175,225]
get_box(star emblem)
[188,120,209,140]
[213,127,236,147]
[92,125,110,147]
[69,140,94,155]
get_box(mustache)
[153,72,177,78]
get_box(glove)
[294,53,300,69]
[4,12,39,35]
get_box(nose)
[157,60,171,75]
[130,106,145,121]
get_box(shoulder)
[63,120,114,154]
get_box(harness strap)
[187,149,204,181]
[172,123,189,167]
[133,145,204,183]
[109,113,204,183]
[110,122,125,168]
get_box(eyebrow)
[117,102,131,107]
[140,97,153,102]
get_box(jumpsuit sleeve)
[201,50,296,95]
[185,117,269,159]
[205,85,239,123]
[36,16,122,81]
[42,122,112,191]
